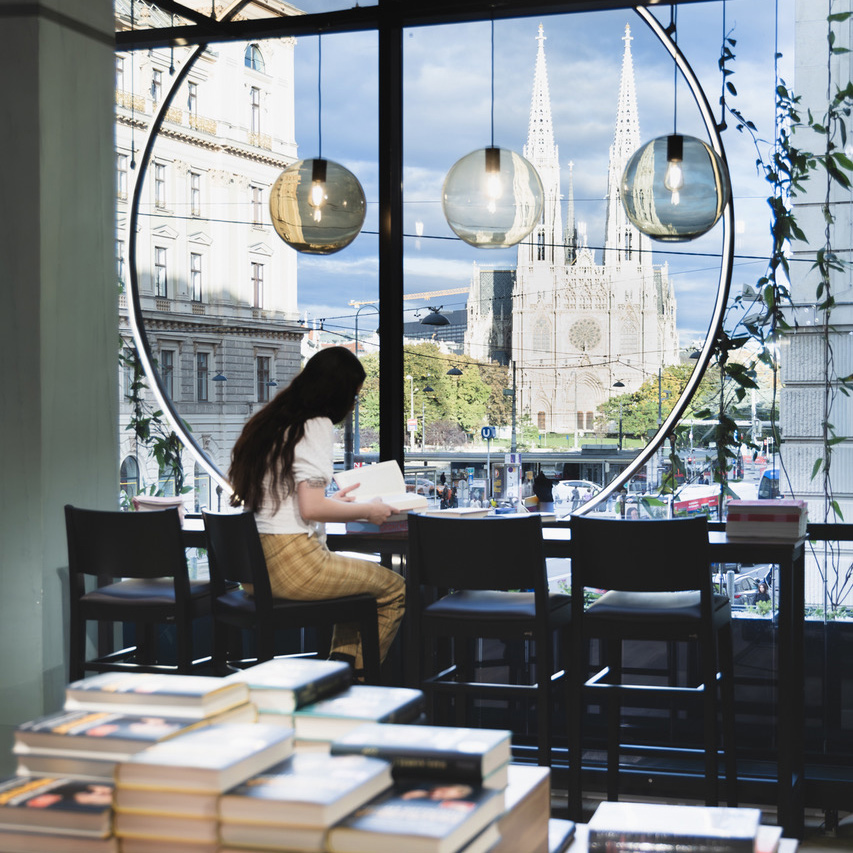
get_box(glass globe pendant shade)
[620,134,730,242]
[442,147,544,248]
[269,158,366,254]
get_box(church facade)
[467,24,679,436]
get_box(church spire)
[565,161,578,263]
[521,23,563,267]
[603,24,651,266]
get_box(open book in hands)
[334,461,428,521]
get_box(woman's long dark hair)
[229,346,366,511]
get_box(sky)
[282,0,794,351]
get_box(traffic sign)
[481,426,496,440]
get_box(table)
[325,523,806,840]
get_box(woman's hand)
[330,483,359,503]
[362,497,396,526]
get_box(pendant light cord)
[671,5,678,135]
[318,33,323,159]
[490,18,495,149]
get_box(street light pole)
[406,374,414,450]
[511,361,517,453]
[352,304,379,456]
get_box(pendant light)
[269,34,366,254]
[620,9,730,242]
[441,20,543,248]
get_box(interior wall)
[0,0,117,768]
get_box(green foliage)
[120,345,191,497]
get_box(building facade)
[115,0,306,508]
[510,24,679,435]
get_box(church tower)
[506,22,679,438]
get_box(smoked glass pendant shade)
[442,147,544,248]
[620,134,730,242]
[269,158,366,254]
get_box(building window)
[190,171,201,216]
[251,185,263,225]
[251,262,264,308]
[151,69,162,104]
[122,347,135,399]
[576,412,584,431]
[160,349,175,399]
[190,252,202,302]
[117,239,125,289]
[537,411,546,432]
[154,163,166,209]
[116,57,125,91]
[537,229,545,261]
[250,87,261,135]
[154,247,168,297]
[197,352,209,402]
[244,44,265,73]
[117,153,128,199]
[257,356,271,403]
[187,81,198,117]
[120,456,140,500]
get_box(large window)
[250,87,260,135]
[160,349,175,398]
[116,239,125,289]
[256,356,271,403]
[190,171,201,216]
[251,185,263,226]
[190,252,202,302]
[244,44,265,73]
[196,352,209,402]
[187,81,198,117]
[116,154,128,200]
[151,68,162,104]
[154,247,167,298]
[154,163,166,209]
[251,262,264,309]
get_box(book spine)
[330,743,484,782]
[292,669,352,710]
[588,833,755,853]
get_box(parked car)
[405,477,436,496]
[553,479,600,504]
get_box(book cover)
[15,752,126,782]
[13,709,212,758]
[334,461,428,517]
[293,686,424,742]
[64,673,250,720]
[0,827,118,852]
[219,752,392,827]
[115,723,293,793]
[345,519,411,534]
[326,779,504,853]
[587,802,761,853]
[223,657,351,713]
[0,775,114,837]
[114,785,219,819]
[420,507,491,519]
[330,723,511,784]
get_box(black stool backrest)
[202,510,273,604]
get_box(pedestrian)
[570,486,580,511]
[228,346,406,679]
[533,469,554,513]
[616,488,628,519]
[754,581,771,603]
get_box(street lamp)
[502,361,518,453]
[353,304,379,455]
[612,380,625,451]
[420,306,450,327]
[422,384,434,451]
[406,374,415,450]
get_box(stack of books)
[0,774,118,852]
[726,499,808,540]
[218,752,393,851]
[326,722,513,853]
[14,672,254,781]
[586,801,781,853]
[292,685,425,750]
[114,722,294,850]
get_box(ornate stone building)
[115,0,306,508]
[479,24,679,435]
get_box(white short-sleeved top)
[253,417,334,538]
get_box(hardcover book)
[115,723,293,793]
[326,779,505,853]
[330,723,511,785]
[219,821,327,851]
[293,685,424,742]
[114,810,218,844]
[114,785,219,820]
[587,801,762,853]
[334,461,428,520]
[0,775,114,837]
[120,841,218,853]
[64,672,250,720]
[14,709,212,758]
[493,764,551,853]
[219,752,392,828]
[0,827,119,852]
[421,507,491,519]
[223,657,351,713]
